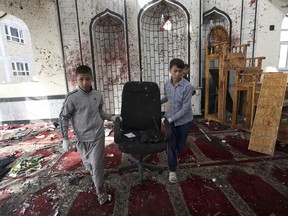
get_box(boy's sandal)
[169,172,178,183]
[97,190,112,205]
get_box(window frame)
[11,61,30,77]
[4,25,25,44]
[279,15,288,70]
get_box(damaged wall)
[58,0,202,115]
[0,0,287,123]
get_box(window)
[279,15,288,70]
[4,25,24,44]
[11,62,30,76]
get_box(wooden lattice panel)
[249,73,288,155]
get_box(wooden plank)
[218,56,225,120]
[249,73,288,155]
[204,59,210,118]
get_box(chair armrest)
[163,118,171,142]
[114,117,122,144]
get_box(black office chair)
[114,81,171,184]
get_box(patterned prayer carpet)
[0,119,288,216]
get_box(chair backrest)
[121,81,161,131]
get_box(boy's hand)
[62,139,71,152]
[111,115,122,122]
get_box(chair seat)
[118,140,167,155]
[118,131,167,155]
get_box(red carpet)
[181,174,240,215]
[228,169,288,215]
[68,186,115,215]
[194,137,234,160]
[224,135,266,157]
[0,190,11,208]
[13,183,60,216]
[271,166,288,188]
[22,130,61,144]
[51,151,83,172]
[0,149,23,159]
[128,179,174,216]
[1,119,288,216]
[178,146,196,164]
[104,143,122,169]
[190,123,201,133]
[29,148,54,167]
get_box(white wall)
[256,0,288,69]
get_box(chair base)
[118,154,163,184]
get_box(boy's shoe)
[97,190,112,205]
[169,172,178,183]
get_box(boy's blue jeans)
[168,121,191,172]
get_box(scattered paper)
[106,153,114,158]
[124,132,136,138]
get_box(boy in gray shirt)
[59,65,117,205]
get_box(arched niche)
[138,0,189,95]
[201,7,232,72]
[200,7,232,110]
[90,9,129,114]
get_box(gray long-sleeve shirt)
[59,86,113,142]
[161,77,194,126]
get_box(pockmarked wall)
[58,0,202,115]
[0,0,66,123]
[0,0,287,123]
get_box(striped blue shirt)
[161,77,194,126]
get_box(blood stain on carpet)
[51,151,82,172]
[181,174,239,215]
[13,183,60,216]
[227,169,288,215]
[128,179,174,216]
[68,187,115,216]
[194,138,234,160]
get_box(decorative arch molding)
[89,9,128,114]
[137,0,190,82]
[89,9,124,86]
[203,6,232,45]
